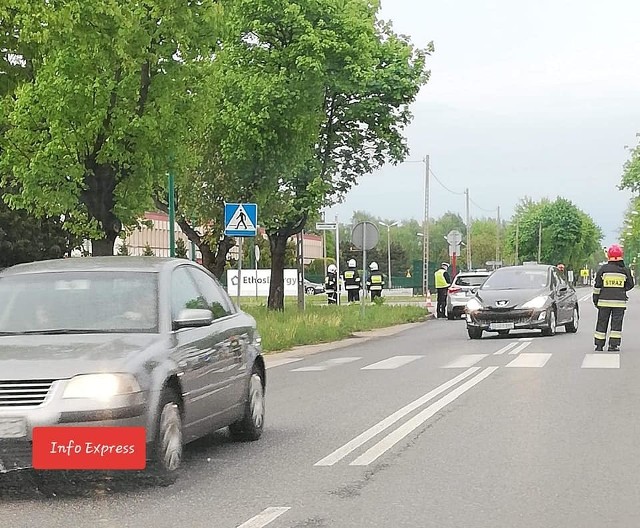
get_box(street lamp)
[379,221,399,289]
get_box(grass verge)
[244,303,428,353]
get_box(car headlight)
[63,373,141,401]
[522,296,549,309]
[466,298,483,312]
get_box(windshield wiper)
[0,329,109,335]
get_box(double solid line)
[314,366,498,467]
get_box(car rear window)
[454,275,488,287]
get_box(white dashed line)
[506,353,552,368]
[236,507,291,528]
[362,355,424,370]
[292,357,362,372]
[509,341,533,355]
[442,354,488,368]
[582,354,620,369]
[265,357,303,369]
[494,342,518,355]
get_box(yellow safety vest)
[434,269,449,289]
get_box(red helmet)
[607,244,623,261]
[557,263,565,271]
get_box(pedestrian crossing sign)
[224,203,257,237]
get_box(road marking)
[442,354,488,368]
[579,293,592,303]
[518,337,534,342]
[292,357,362,372]
[314,367,481,466]
[362,355,424,370]
[494,342,518,355]
[349,367,499,466]
[237,507,291,528]
[509,341,533,355]
[582,354,620,369]
[506,353,552,368]
[266,357,303,369]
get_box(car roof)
[0,256,187,277]
[500,264,552,271]
[456,270,491,275]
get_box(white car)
[446,270,492,320]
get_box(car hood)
[476,288,549,309]
[0,333,163,380]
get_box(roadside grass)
[244,303,428,353]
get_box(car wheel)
[306,287,315,295]
[565,305,579,333]
[229,364,265,442]
[468,326,483,340]
[447,309,455,320]
[541,308,557,336]
[149,387,183,485]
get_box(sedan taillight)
[448,287,462,294]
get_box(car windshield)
[0,271,159,334]
[481,268,549,290]
[454,275,488,287]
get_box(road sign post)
[317,220,341,305]
[225,203,258,307]
[352,221,380,317]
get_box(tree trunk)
[91,234,117,256]
[268,233,288,311]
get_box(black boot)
[595,345,603,352]
[608,344,620,352]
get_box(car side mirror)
[173,308,214,330]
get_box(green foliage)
[1,1,223,253]
[142,243,155,257]
[117,240,130,256]
[244,303,426,352]
[0,200,81,268]
[619,136,640,193]
[503,197,602,270]
[175,238,189,259]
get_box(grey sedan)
[0,257,265,484]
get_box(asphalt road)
[3,287,640,527]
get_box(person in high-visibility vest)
[343,259,361,303]
[593,244,634,351]
[366,262,385,301]
[434,263,451,319]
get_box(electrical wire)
[429,169,466,196]
[469,197,498,214]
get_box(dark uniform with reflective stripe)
[593,260,634,350]
[343,268,361,302]
[325,272,338,304]
[367,271,385,301]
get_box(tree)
[0,200,81,268]
[619,135,640,193]
[256,0,430,310]
[503,197,602,270]
[1,1,223,255]
[175,238,189,259]
[142,243,155,257]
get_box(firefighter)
[325,264,338,304]
[343,259,361,303]
[592,244,634,352]
[367,262,385,301]
[434,262,451,319]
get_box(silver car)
[446,270,492,320]
[0,257,265,484]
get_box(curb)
[263,314,434,366]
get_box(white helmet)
[328,264,337,273]
[369,262,379,271]
[348,259,356,268]
[441,262,449,269]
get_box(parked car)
[446,270,492,320]
[304,279,325,295]
[464,263,579,339]
[0,257,265,484]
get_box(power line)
[429,169,465,196]
[469,197,498,214]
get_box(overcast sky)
[325,0,640,247]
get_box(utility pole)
[423,155,430,299]
[465,188,471,270]
[538,221,542,263]
[496,206,501,266]
[515,219,519,265]
[168,171,176,257]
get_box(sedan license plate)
[490,322,515,331]
[0,418,27,439]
